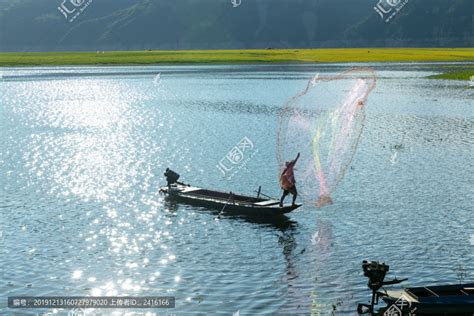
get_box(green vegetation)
[0,48,473,67]
[428,69,474,81]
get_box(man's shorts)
[283,186,297,195]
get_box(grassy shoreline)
[427,69,474,81]
[0,48,473,67]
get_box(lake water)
[0,63,473,315]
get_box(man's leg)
[291,187,298,206]
[280,190,289,207]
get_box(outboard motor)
[164,168,180,186]
[357,260,407,314]
[363,260,390,292]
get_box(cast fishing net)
[277,68,376,207]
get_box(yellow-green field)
[428,69,474,81]
[1,48,473,67]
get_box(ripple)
[1,64,473,315]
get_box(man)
[164,168,180,189]
[279,152,300,207]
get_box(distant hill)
[0,0,472,51]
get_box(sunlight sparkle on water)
[2,65,472,315]
[72,270,83,279]
[19,80,148,203]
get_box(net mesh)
[277,68,376,207]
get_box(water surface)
[0,63,473,315]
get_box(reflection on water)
[0,64,473,315]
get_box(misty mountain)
[0,0,472,51]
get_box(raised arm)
[294,152,300,164]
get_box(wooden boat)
[160,183,301,216]
[357,260,474,315]
[382,283,474,315]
